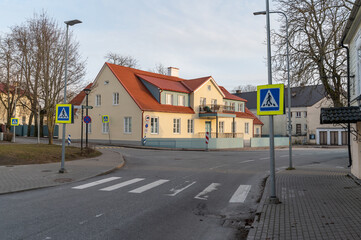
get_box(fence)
[9,125,59,138]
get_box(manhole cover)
[54,178,73,183]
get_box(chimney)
[168,67,179,77]
[235,90,242,94]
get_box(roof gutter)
[340,0,361,45]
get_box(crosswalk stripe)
[100,178,145,191]
[129,179,169,193]
[167,181,196,196]
[72,177,121,189]
[229,185,251,203]
[194,183,221,200]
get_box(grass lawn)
[0,144,102,166]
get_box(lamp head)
[253,11,267,15]
[83,88,91,95]
[65,19,82,26]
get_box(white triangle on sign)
[261,90,278,108]
[59,108,69,119]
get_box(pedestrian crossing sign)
[102,115,109,123]
[257,84,285,115]
[11,118,19,126]
[56,104,73,124]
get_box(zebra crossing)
[72,176,252,203]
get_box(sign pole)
[81,106,84,153]
[266,0,279,204]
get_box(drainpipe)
[339,41,352,167]
[141,110,144,145]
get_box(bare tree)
[105,52,139,68]
[0,35,25,131]
[271,0,353,107]
[151,63,168,75]
[10,12,85,144]
[233,84,257,93]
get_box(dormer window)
[178,95,185,106]
[166,93,173,105]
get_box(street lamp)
[59,19,82,174]
[83,88,91,149]
[254,10,293,170]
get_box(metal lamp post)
[253,10,293,170]
[83,88,91,149]
[59,19,82,174]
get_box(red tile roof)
[182,77,211,91]
[235,108,263,125]
[219,86,247,102]
[106,63,195,114]
[136,74,191,93]
[69,83,93,105]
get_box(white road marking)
[95,213,104,218]
[280,155,289,158]
[72,177,121,189]
[194,183,221,200]
[336,166,345,169]
[129,179,169,193]
[167,181,197,196]
[229,185,251,203]
[209,164,228,170]
[100,178,145,191]
[239,160,255,164]
[260,157,270,160]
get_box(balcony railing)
[199,104,235,113]
[198,132,244,138]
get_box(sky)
[0,0,279,92]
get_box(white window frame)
[113,92,119,105]
[200,97,206,106]
[102,122,109,133]
[85,122,92,133]
[151,117,159,134]
[124,117,132,134]
[239,102,245,112]
[211,99,217,109]
[219,121,224,133]
[178,95,185,106]
[166,93,173,105]
[95,94,101,106]
[230,102,235,111]
[173,118,181,134]
[187,119,194,134]
[245,122,249,134]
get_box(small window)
[219,121,224,133]
[245,122,249,134]
[166,93,173,105]
[208,85,211,91]
[304,111,307,118]
[113,92,119,105]
[187,119,194,133]
[256,127,260,135]
[178,95,185,106]
[104,80,109,85]
[96,94,101,106]
[151,117,159,134]
[124,117,132,133]
[102,122,109,133]
[296,112,301,118]
[173,118,180,134]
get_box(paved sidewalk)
[247,166,361,240]
[0,138,125,194]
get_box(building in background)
[61,63,263,149]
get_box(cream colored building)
[61,63,263,149]
[341,0,361,179]
[237,85,347,145]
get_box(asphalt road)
[0,147,348,240]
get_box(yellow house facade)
[62,63,262,149]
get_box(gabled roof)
[182,76,211,91]
[219,86,247,102]
[136,74,191,93]
[236,85,327,110]
[106,63,195,114]
[69,83,93,105]
[340,0,361,44]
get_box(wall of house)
[192,79,224,113]
[62,66,142,143]
[0,95,31,126]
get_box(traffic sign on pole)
[102,115,109,123]
[10,118,19,126]
[56,104,73,123]
[83,115,91,124]
[257,84,285,116]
